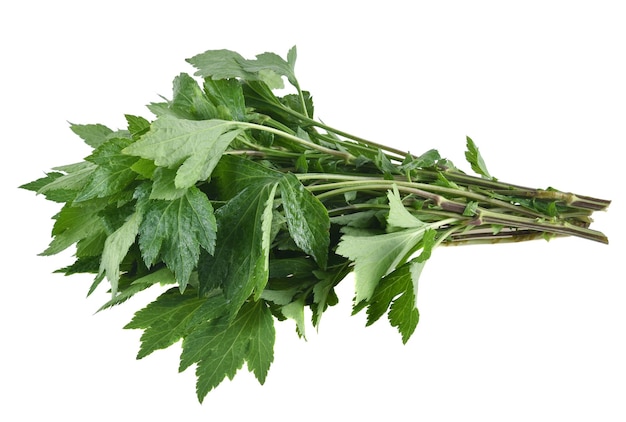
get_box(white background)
[1,1,624,420]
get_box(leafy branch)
[21,46,610,403]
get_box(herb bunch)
[21,46,610,402]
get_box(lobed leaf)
[124,287,215,359]
[122,116,243,189]
[198,182,278,318]
[279,173,330,269]
[465,136,492,179]
[179,300,275,403]
[138,186,216,290]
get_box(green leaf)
[74,137,139,202]
[98,267,176,311]
[124,287,217,359]
[188,46,298,90]
[99,210,143,296]
[149,167,188,200]
[336,226,429,304]
[69,122,113,148]
[213,154,282,199]
[19,172,76,203]
[179,299,275,403]
[465,136,492,179]
[279,173,330,269]
[37,162,96,197]
[187,49,258,81]
[198,182,278,318]
[310,267,343,328]
[42,201,106,255]
[125,114,151,139]
[203,78,247,121]
[122,116,243,189]
[138,186,216,290]
[170,73,218,120]
[281,297,307,338]
[366,260,420,343]
[387,185,427,230]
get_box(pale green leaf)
[99,210,143,296]
[465,136,492,179]
[124,287,211,359]
[281,297,307,338]
[69,122,114,148]
[387,184,426,229]
[122,116,243,189]
[336,227,428,303]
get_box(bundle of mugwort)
[22,47,610,402]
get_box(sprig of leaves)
[21,46,610,402]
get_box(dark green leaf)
[124,287,214,359]
[366,260,420,344]
[213,154,282,199]
[198,182,278,317]
[203,78,246,121]
[138,186,216,290]
[125,114,151,139]
[279,173,330,269]
[179,299,275,403]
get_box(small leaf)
[99,209,143,296]
[366,260,419,344]
[124,287,215,359]
[281,297,307,339]
[69,122,113,148]
[170,73,218,120]
[387,185,426,230]
[74,137,139,202]
[279,173,330,269]
[125,115,151,139]
[465,136,492,179]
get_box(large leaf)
[187,46,298,90]
[336,186,432,303]
[138,186,216,290]
[124,287,211,359]
[122,116,243,189]
[179,300,275,403]
[198,181,278,318]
